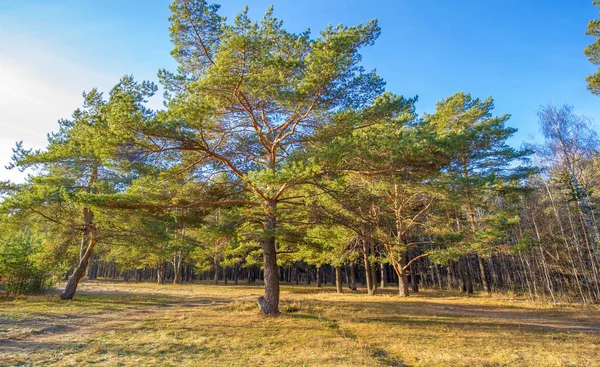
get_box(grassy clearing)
[1,281,599,366]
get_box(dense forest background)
[2,0,600,315]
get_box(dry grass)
[1,281,599,366]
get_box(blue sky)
[1,0,599,181]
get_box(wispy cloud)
[0,32,113,182]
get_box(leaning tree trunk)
[60,208,95,300]
[257,202,280,315]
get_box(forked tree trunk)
[335,266,343,293]
[392,256,410,297]
[257,204,279,315]
[390,248,409,296]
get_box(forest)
[1,1,600,366]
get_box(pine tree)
[107,1,384,314]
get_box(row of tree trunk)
[76,251,595,303]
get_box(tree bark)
[60,208,94,300]
[157,262,165,284]
[349,262,357,290]
[87,255,99,280]
[257,202,280,315]
[173,252,183,284]
[335,266,343,293]
[362,239,377,295]
[398,268,410,296]
[316,266,322,287]
[306,264,311,285]
[478,256,492,295]
[410,262,419,293]
[213,264,219,285]
[460,257,474,294]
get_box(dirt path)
[0,293,236,364]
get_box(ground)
[1,282,599,367]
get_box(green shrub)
[0,232,53,295]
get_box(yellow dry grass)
[1,281,599,366]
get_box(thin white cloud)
[0,32,114,183]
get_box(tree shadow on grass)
[295,297,600,336]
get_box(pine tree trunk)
[60,208,95,300]
[362,239,377,295]
[460,257,474,294]
[306,264,311,285]
[391,256,410,297]
[433,263,443,289]
[335,266,343,293]
[213,264,219,285]
[257,203,279,315]
[87,255,99,280]
[157,263,165,284]
[398,268,410,297]
[478,256,492,295]
[345,265,351,290]
[173,253,183,285]
[350,262,357,290]
[410,262,419,293]
[316,266,322,288]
